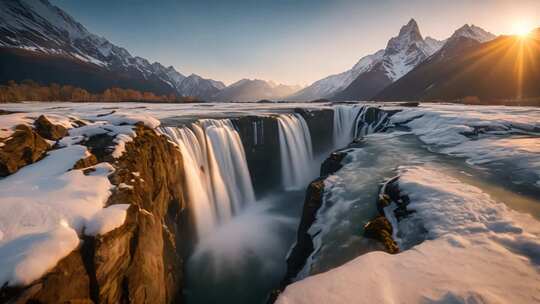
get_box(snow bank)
[82,111,160,129]
[391,104,539,147]
[0,145,114,287]
[0,223,79,286]
[391,104,540,186]
[277,165,540,304]
[85,204,130,236]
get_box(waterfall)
[355,106,389,136]
[159,119,255,239]
[277,114,315,191]
[333,105,363,148]
[333,105,390,145]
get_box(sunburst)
[512,22,532,38]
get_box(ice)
[277,165,540,304]
[390,104,540,186]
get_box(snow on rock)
[277,165,540,304]
[85,204,130,236]
[83,112,161,129]
[0,145,114,287]
[0,112,76,139]
[0,223,79,286]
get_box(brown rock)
[72,154,98,170]
[364,216,399,254]
[0,124,50,177]
[34,115,68,141]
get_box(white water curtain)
[159,119,255,240]
[277,113,315,191]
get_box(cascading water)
[355,106,389,136]
[333,105,363,148]
[277,113,315,191]
[333,105,391,147]
[159,119,255,239]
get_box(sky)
[51,0,540,86]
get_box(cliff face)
[1,125,188,304]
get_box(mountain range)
[1,0,538,103]
[0,0,302,102]
[376,27,540,101]
[212,79,302,102]
[290,19,497,101]
[0,0,231,99]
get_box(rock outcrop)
[0,124,50,177]
[34,115,68,141]
[1,125,188,304]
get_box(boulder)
[320,151,347,176]
[34,115,68,141]
[364,216,399,254]
[0,124,50,177]
[72,153,98,170]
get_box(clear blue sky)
[51,0,540,86]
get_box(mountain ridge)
[289,19,445,101]
[0,0,224,99]
[374,28,536,102]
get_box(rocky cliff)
[0,120,188,303]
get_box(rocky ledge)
[0,118,188,303]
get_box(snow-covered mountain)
[375,24,503,101]
[333,19,446,100]
[449,24,496,43]
[290,19,444,101]
[212,79,302,102]
[0,0,223,98]
[288,50,385,101]
[178,74,226,100]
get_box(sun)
[511,22,532,38]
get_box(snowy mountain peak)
[386,19,425,56]
[450,24,496,43]
[398,18,422,39]
[382,19,444,80]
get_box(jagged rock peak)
[398,18,422,40]
[385,18,425,54]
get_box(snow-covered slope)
[288,50,384,101]
[291,19,444,101]
[213,79,302,102]
[0,0,224,98]
[178,74,226,100]
[449,24,496,43]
